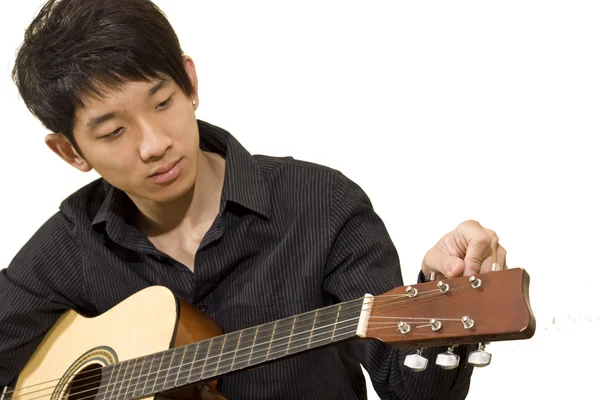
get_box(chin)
[152,175,195,203]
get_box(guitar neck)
[101,297,369,398]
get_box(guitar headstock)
[364,268,535,358]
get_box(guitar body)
[12,286,225,400]
[10,269,535,400]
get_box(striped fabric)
[0,120,473,399]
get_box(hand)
[421,220,507,279]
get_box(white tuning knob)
[404,348,428,372]
[468,343,492,367]
[436,346,460,370]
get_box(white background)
[1,1,599,398]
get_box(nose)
[138,120,173,161]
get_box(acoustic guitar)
[5,268,535,400]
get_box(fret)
[186,341,207,384]
[110,362,125,400]
[118,359,134,399]
[265,320,278,360]
[201,336,226,379]
[214,334,230,376]
[127,358,140,399]
[199,337,216,379]
[287,311,316,354]
[155,350,174,392]
[307,306,339,349]
[247,322,276,367]
[331,304,342,340]
[150,352,166,394]
[310,303,362,349]
[306,309,319,348]
[266,317,295,360]
[140,354,156,397]
[285,315,298,354]
[162,348,178,392]
[229,327,260,370]
[175,345,194,387]
[229,330,243,372]
[188,340,211,384]
[185,343,200,385]
[132,356,148,399]
[246,327,260,367]
[102,364,117,400]
[337,301,364,340]
[130,301,364,396]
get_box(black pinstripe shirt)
[0,120,473,399]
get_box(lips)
[149,158,183,184]
[150,159,181,177]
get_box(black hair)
[12,0,194,153]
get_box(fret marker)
[356,294,373,338]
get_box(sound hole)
[65,363,102,400]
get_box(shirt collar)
[90,119,271,238]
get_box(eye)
[156,95,173,110]
[103,128,123,139]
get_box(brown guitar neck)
[100,300,365,399]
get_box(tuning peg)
[404,348,428,372]
[468,343,492,367]
[436,346,460,370]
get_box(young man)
[1,0,506,398]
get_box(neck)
[100,298,367,399]
[134,151,226,236]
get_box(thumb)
[442,256,466,278]
[423,249,466,278]
[464,244,489,276]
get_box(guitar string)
[8,283,476,400]
[8,284,471,400]
[7,285,470,400]
[8,288,449,399]
[5,295,369,397]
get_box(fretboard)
[99,298,365,399]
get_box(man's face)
[71,72,200,204]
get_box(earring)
[192,100,197,105]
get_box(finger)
[479,230,501,273]
[481,241,507,273]
[422,248,466,278]
[496,244,507,269]
[461,227,495,276]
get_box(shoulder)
[254,154,344,190]
[255,154,371,205]
[58,177,109,224]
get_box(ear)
[45,133,92,172]
[182,55,199,110]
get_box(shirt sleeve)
[0,212,89,387]
[322,172,474,400]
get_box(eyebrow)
[148,77,170,98]
[86,111,119,130]
[86,78,171,130]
